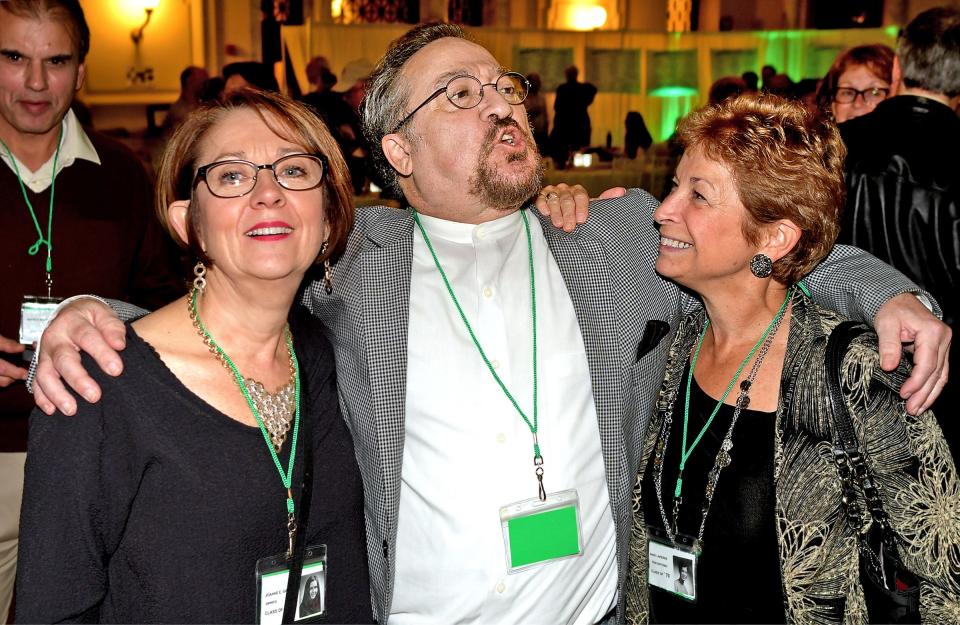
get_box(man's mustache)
[483,117,532,146]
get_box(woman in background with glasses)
[16,89,373,623]
[816,44,895,123]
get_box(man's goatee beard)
[469,119,544,210]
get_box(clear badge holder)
[19,296,62,345]
[255,544,327,624]
[647,525,699,603]
[499,488,582,573]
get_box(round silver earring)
[750,253,773,278]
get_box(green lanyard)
[2,126,63,297]
[675,288,792,500]
[190,288,302,549]
[411,209,547,500]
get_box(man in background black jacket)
[839,6,959,450]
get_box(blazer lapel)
[360,208,414,587]
[534,212,629,525]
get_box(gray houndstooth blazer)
[301,187,927,624]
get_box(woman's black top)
[17,308,372,623]
[642,362,786,624]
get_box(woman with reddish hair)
[816,44,895,123]
[624,93,959,623]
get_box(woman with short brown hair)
[17,89,371,623]
[624,93,959,623]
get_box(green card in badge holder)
[500,489,582,573]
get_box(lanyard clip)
[534,453,545,501]
[671,495,682,537]
[286,512,297,559]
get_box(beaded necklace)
[188,286,301,526]
[653,287,793,551]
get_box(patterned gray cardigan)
[624,291,960,624]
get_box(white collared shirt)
[0,109,100,193]
[394,210,617,624]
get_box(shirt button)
[482,286,494,298]
[476,225,487,239]
[491,359,500,369]
[495,581,506,594]
[496,433,506,444]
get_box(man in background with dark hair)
[302,59,374,194]
[549,64,597,168]
[707,75,747,105]
[222,60,279,94]
[760,64,776,89]
[839,6,960,451]
[161,65,209,134]
[0,1,182,619]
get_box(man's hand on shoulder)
[33,299,127,416]
[874,292,952,415]
[0,335,28,387]
[535,184,626,232]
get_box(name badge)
[20,296,62,345]
[647,527,699,603]
[500,489,582,573]
[255,544,327,624]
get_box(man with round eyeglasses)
[337,23,947,625]
[335,22,944,625]
[28,20,953,625]
[390,71,529,134]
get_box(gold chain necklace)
[188,285,297,451]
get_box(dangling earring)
[193,261,207,292]
[750,253,773,278]
[321,241,333,294]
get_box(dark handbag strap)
[826,322,915,579]
[282,394,316,623]
[827,323,921,623]
[826,321,890,533]
[825,322,869,451]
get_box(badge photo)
[255,544,327,624]
[647,529,699,602]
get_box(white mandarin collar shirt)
[394,209,617,624]
[0,109,101,194]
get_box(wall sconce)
[130,0,161,45]
[569,4,607,30]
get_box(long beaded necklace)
[653,287,793,552]
[188,285,297,452]
[189,285,303,556]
